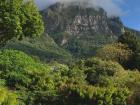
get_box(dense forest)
[0,0,140,105]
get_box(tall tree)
[0,0,44,45]
[118,31,140,70]
[118,31,140,52]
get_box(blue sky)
[120,0,140,31]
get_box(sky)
[120,0,140,31]
[34,0,140,31]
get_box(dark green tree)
[130,52,140,70]
[0,0,44,45]
[118,31,140,70]
[118,31,140,52]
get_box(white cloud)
[34,0,125,17]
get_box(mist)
[34,0,125,17]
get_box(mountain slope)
[3,34,72,63]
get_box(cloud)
[34,0,125,17]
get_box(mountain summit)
[42,3,125,37]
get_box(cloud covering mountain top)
[34,0,125,17]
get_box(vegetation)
[0,0,140,105]
[0,87,18,105]
[0,49,134,105]
[3,34,72,63]
[96,43,132,65]
[118,32,140,70]
[0,0,44,45]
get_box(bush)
[0,50,54,91]
[84,57,127,86]
[96,43,132,65]
[59,84,130,105]
[0,87,18,105]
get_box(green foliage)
[0,49,139,105]
[131,53,140,70]
[59,84,130,105]
[0,1,140,104]
[0,50,54,91]
[0,50,72,104]
[84,57,127,86]
[3,34,72,63]
[118,31,140,52]
[118,32,140,70]
[0,87,18,105]
[96,43,132,65]
[64,35,115,57]
[0,0,44,45]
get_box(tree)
[129,52,140,70]
[118,31,140,52]
[0,0,44,45]
[118,31,140,70]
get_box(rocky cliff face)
[41,3,124,37]
[66,13,111,35]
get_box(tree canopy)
[118,31,140,70]
[0,0,44,45]
[96,43,132,65]
[118,31,140,52]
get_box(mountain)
[42,3,124,36]
[41,2,140,57]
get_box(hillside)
[3,34,72,63]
